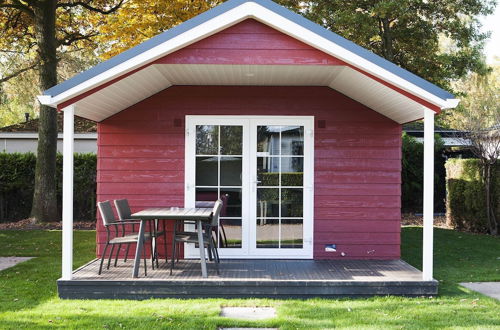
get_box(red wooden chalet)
[39,0,459,299]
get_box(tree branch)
[56,0,124,14]
[0,0,35,17]
[0,62,38,83]
[57,31,97,46]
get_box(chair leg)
[212,237,220,263]
[107,244,115,270]
[171,221,178,275]
[98,243,109,275]
[114,243,121,267]
[155,236,159,269]
[163,227,168,263]
[209,236,219,275]
[142,242,147,277]
[170,239,176,275]
[124,244,131,263]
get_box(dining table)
[130,207,213,278]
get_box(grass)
[0,227,498,329]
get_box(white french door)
[185,116,314,259]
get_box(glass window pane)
[220,157,242,186]
[281,218,303,248]
[281,126,304,155]
[196,156,218,186]
[256,218,279,248]
[220,188,242,217]
[257,157,279,186]
[220,218,242,248]
[220,126,242,155]
[257,188,279,217]
[196,125,219,155]
[281,188,303,217]
[257,126,280,155]
[281,157,303,186]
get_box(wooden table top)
[130,207,212,220]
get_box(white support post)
[422,108,435,281]
[62,105,75,280]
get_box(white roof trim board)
[38,0,459,123]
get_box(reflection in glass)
[257,188,279,217]
[220,126,243,155]
[220,218,242,248]
[220,157,242,186]
[257,126,280,155]
[256,218,279,248]
[195,157,218,186]
[281,188,303,217]
[196,187,219,201]
[257,157,279,186]
[281,219,303,248]
[220,189,242,217]
[196,125,218,155]
[281,157,303,186]
[281,126,304,155]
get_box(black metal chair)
[170,199,223,275]
[97,201,149,275]
[114,199,168,269]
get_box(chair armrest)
[107,221,143,226]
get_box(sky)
[481,4,500,64]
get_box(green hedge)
[0,152,96,223]
[445,159,500,233]
[401,133,446,213]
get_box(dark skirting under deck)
[58,259,438,299]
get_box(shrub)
[445,158,500,233]
[401,133,446,213]
[0,152,96,223]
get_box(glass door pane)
[256,125,304,249]
[195,125,243,249]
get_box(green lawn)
[0,227,498,329]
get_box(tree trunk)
[31,0,59,222]
[379,17,394,62]
[485,163,498,235]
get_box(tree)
[0,0,124,222]
[303,0,495,89]
[93,0,301,60]
[449,67,500,234]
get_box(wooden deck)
[58,259,438,299]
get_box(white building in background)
[0,132,97,153]
[0,114,97,153]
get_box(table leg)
[132,220,146,278]
[197,219,208,278]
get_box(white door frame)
[185,115,314,259]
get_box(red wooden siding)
[156,19,345,66]
[96,85,402,260]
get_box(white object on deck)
[62,105,75,280]
[422,108,435,281]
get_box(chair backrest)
[114,199,132,220]
[97,201,116,226]
[210,199,223,226]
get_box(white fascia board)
[39,1,458,110]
